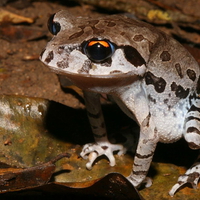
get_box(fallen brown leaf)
[0,8,34,24]
[0,153,71,193]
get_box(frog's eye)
[47,13,61,35]
[82,39,115,62]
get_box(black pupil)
[48,14,61,35]
[85,41,113,62]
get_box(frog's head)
[40,10,152,89]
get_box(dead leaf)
[0,25,47,42]
[2,173,145,199]
[0,8,34,24]
[55,173,145,200]
[0,153,70,193]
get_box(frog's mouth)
[49,67,140,91]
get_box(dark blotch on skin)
[197,76,200,94]
[57,60,68,69]
[133,35,144,42]
[69,29,84,40]
[58,46,65,54]
[175,63,183,78]
[110,70,122,74]
[92,26,105,35]
[45,51,54,63]
[40,49,45,58]
[189,105,200,113]
[69,20,105,40]
[187,127,200,134]
[101,146,108,150]
[132,170,147,176]
[164,99,169,104]
[148,94,156,104]
[187,69,196,81]
[88,20,99,26]
[145,71,166,93]
[78,60,92,74]
[186,116,200,123]
[188,142,200,149]
[136,151,154,159]
[171,82,190,99]
[86,21,105,35]
[142,113,151,127]
[160,51,171,61]
[123,45,146,67]
[107,21,116,27]
[87,111,102,119]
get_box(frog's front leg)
[80,91,126,170]
[116,84,159,188]
[127,124,158,188]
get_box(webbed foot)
[80,142,126,170]
[169,164,200,196]
[127,175,152,188]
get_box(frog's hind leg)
[169,155,200,196]
[184,95,200,149]
[169,95,200,196]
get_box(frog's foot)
[127,175,152,188]
[80,142,126,170]
[169,164,200,196]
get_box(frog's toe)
[80,143,95,159]
[85,151,98,170]
[80,142,125,169]
[127,175,152,188]
[169,165,200,196]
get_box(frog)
[40,10,200,196]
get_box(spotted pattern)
[160,51,171,61]
[148,94,156,104]
[45,51,54,63]
[187,69,196,81]
[142,113,151,127]
[187,127,200,135]
[40,49,45,58]
[40,11,200,196]
[78,60,92,74]
[136,151,154,159]
[69,20,106,40]
[196,76,200,94]
[58,46,65,54]
[133,34,144,42]
[132,170,147,176]
[175,63,183,78]
[171,82,189,99]
[106,21,116,27]
[69,29,84,40]
[57,60,68,69]
[164,99,169,104]
[123,45,146,67]
[145,71,166,93]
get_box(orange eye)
[82,39,115,62]
[88,41,110,48]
